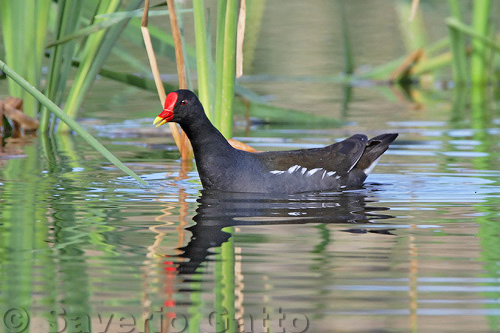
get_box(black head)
[153,89,205,127]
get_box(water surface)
[1,1,500,332]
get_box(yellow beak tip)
[153,117,167,128]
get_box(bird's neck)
[180,114,235,160]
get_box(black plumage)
[154,89,397,193]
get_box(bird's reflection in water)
[176,189,394,274]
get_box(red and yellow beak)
[153,92,178,127]
[153,110,173,127]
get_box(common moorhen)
[154,89,398,193]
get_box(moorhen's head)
[153,89,204,127]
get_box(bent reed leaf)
[0,59,147,185]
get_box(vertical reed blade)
[213,0,228,130]
[396,1,426,52]
[41,0,85,131]
[338,0,354,75]
[236,0,246,78]
[58,0,144,133]
[409,0,420,22]
[0,0,50,118]
[174,0,194,90]
[470,0,491,84]
[164,0,193,160]
[219,0,239,138]
[141,0,184,153]
[447,1,467,85]
[165,0,188,89]
[0,59,147,185]
[193,0,214,119]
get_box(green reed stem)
[59,0,122,132]
[470,0,491,84]
[447,0,467,85]
[41,0,84,131]
[213,0,227,131]
[0,0,50,118]
[58,0,143,133]
[193,0,213,120]
[396,1,426,52]
[446,18,500,53]
[174,0,194,90]
[412,52,452,76]
[0,59,147,185]
[361,37,450,80]
[338,0,354,74]
[219,0,239,138]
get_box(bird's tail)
[355,133,398,174]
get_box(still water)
[2,1,500,332]
[2,87,500,332]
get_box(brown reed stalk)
[164,0,192,160]
[140,0,185,155]
[409,0,420,22]
[236,0,246,78]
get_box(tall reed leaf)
[0,0,50,117]
[193,0,213,119]
[338,0,354,74]
[213,0,228,131]
[59,0,143,132]
[471,0,491,84]
[0,59,147,185]
[447,0,467,84]
[218,0,239,138]
[446,18,500,52]
[41,0,84,131]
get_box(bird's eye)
[180,99,188,106]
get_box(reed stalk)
[409,0,420,22]
[164,0,193,160]
[140,0,183,154]
[447,0,467,85]
[218,0,239,138]
[470,0,491,84]
[411,52,453,76]
[360,38,450,80]
[58,0,143,133]
[0,59,147,185]
[174,0,194,90]
[60,0,122,128]
[446,18,500,52]
[0,0,50,118]
[242,0,266,73]
[213,0,228,131]
[236,0,246,79]
[193,0,213,119]
[396,1,426,52]
[338,0,354,74]
[41,0,84,131]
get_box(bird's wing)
[255,134,368,175]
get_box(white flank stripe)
[300,167,307,175]
[306,168,322,176]
[335,175,341,180]
[322,170,327,179]
[288,165,301,173]
[363,157,381,175]
[270,170,285,175]
[326,171,336,177]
